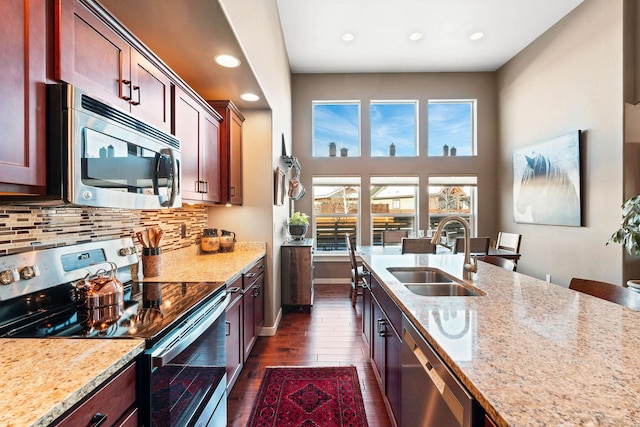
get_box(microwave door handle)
[156,148,179,207]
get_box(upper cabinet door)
[173,86,202,203]
[201,113,221,204]
[0,0,47,193]
[56,0,132,111]
[130,50,172,134]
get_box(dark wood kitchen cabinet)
[208,101,245,205]
[369,274,402,426]
[174,86,223,204]
[281,239,315,313]
[53,362,138,427]
[225,275,243,391]
[55,0,172,133]
[242,257,265,361]
[0,0,47,195]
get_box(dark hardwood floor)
[227,283,393,427]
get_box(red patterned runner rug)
[246,366,369,427]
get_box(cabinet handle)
[225,321,231,336]
[130,85,141,105]
[253,285,260,298]
[121,80,132,101]
[245,272,256,278]
[377,318,386,337]
[89,413,108,427]
[230,186,236,196]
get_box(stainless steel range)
[0,238,228,427]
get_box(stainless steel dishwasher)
[402,315,478,427]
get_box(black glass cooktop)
[0,281,225,347]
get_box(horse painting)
[513,132,581,226]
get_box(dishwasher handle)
[404,330,465,426]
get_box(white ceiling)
[276,0,585,73]
[100,0,584,110]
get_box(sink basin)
[404,283,484,297]
[387,267,454,284]
[387,267,485,296]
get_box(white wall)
[217,0,292,332]
[496,0,625,286]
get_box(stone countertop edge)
[0,338,145,427]
[360,252,640,427]
[137,242,267,283]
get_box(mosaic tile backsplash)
[0,205,208,256]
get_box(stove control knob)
[119,246,136,256]
[0,269,20,285]
[19,265,40,280]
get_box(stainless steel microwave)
[45,83,181,209]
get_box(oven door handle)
[149,291,230,368]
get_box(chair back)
[453,237,490,255]
[401,238,436,254]
[496,232,522,253]
[345,233,358,271]
[481,255,516,271]
[569,278,640,311]
[382,230,408,246]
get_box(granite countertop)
[137,242,266,283]
[360,250,640,427]
[1,242,266,427]
[0,339,144,427]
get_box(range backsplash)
[0,205,208,256]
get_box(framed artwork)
[513,130,582,226]
[274,167,286,206]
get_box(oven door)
[139,290,229,427]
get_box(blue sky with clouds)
[313,101,472,157]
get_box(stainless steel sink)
[387,267,454,284]
[387,267,485,296]
[404,283,484,297]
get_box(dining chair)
[401,238,436,254]
[569,278,640,311]
[382,230,408,246]
[481,255,516,271]
[345,233,365,306]
[452,237,490,256]
[496,232,522,253]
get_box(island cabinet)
[281,239,315,313]
[174,86,223,204]
[242,257,266,361]
[0,0,47,195]
[368,274,402,427]
[208,100,245,205]
[225,275,243,391]
[55,0,172,133]
[53,362,138,427]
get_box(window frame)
[312,176,361,252]
[370,100,419,157]
[427,176,478,244]
[427,99,477,157]
[370,176,419,246]
[312,101,361,158]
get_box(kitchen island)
[360,250,640,426]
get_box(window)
[427,100,476,156]
[370,101,417,157]
[313,102,360,157]
[371,176,418,246]
[428,176,477,246]
[312,177,360,251]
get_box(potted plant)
[288,212,309,240]
[608,195,640,256]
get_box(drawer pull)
[226,321,231,336]
[245,272,256,278]
[90,413,107,427]
[253,285,261,298]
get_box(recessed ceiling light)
[214,54,241,68]
[241,93,260,102]
[469,32,485,41]
[409,32,423,41]
[341,32,355,42]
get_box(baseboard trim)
[258,307,282,336]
